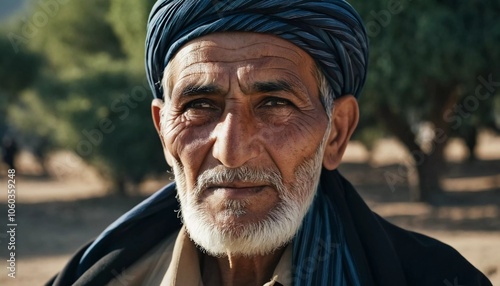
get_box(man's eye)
[262,97,291,107]
[186,99,215,110]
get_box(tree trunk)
[377,104,446,202]
[376,83,460,202]
[416,82,460,202]
[414,142,446,202]
[112,175,128,196]
[463,127,478,161]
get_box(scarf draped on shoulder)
[47,169,491,285]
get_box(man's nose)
[212,111,261,168]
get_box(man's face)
[159,32,331,255]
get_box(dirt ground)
[0,132,499,285]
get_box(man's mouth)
[205,183,267,199]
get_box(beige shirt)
[106,226,292,286]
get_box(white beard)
[171,131,329,257]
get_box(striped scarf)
[292,186,360,285]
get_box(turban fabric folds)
[145,0,368,100]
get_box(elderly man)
[48,0,491,285]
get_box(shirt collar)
[161,226,293,286]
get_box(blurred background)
[0,0,499,284]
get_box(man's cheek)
[164,127,190,162]
[263,116,324,152]
[163,148,173,167]
[173,145,206,184]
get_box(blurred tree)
[0,35,43,142]
[5,0,164,194]
[27,0,124,70]
[108,0,156,69]
[351,1,500,201]
[0,38,42,99]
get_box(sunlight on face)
[171,129,329,256]
[159,32,332,256]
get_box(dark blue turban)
[145,0,368,100]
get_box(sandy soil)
[0,133,499,285]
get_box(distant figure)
[1,136,18,170]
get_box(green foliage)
[0,36,43,98]
[350,0,500,200]
[53,64,165,185]
[27,0,125,70]
[351,0,500,130]
[108,0,156,69]
[0,35,43,137]
[4,0,499,198]
[4,0,164,192]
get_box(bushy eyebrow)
[251,80,295,94]
[178,79,303,98]
[180,84,225,97]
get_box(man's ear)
[151,99,164,135]
[323,94,359,170]
[151,99,173,166]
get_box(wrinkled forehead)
[163,32,317,95]
[174,32,306,62]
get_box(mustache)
[194,165,285,197]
